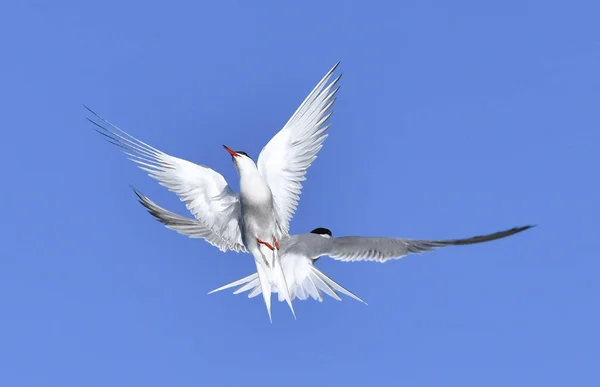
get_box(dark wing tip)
[442,224,535,246]
[129,186,166,225]
[130,185,147,205]
[83,104,102,119]
[129,184,142,197]
[130,185,152,208]
[510,224,536,233]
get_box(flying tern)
[132,188,533,305]
[87,62,341,321]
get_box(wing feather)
[132,188,247,252]
[257,63,341,235]
[87,107,245,252]
[320,226,534,262]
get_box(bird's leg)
[256,238,275,251]
[273,236,280,250]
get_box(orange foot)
[273,236,280,250]
[257,238,275,251]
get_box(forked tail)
[255,260,273,323]
[207,260,273,322]
[209,263,367,305]
[208,273,259,295]
[271,247,296,319]
[307,266,367,305]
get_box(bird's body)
[88,62,341,321]
[131,190,533,305]
[234,157,290,318]
[89,62,533,320]
[211,240,355,304]
[265,234,367,303]
[238,166,277,259]
[214,226,535,303]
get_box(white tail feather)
[271,248,296,319]
[255,261,273,323]
[248,285,262,298]
[310,267,367,305]
[209,261,366,306]
[309,269,343,301]
[304,275,323,302]
[234,278,260,295]
[207,273,258,295]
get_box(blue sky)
[1,0,598,386]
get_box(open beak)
[223,145,239,157]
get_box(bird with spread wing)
[88,63,341,322]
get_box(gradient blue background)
[1,1,598,386]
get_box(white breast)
[240,171,272,205]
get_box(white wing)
[87,107,245,252]
[257,63,341,236]
[131,187,247,252]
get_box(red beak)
[223,145,239,157]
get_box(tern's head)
[310,227,332,238]
[223,145,256,173]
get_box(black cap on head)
[310,227,332,237]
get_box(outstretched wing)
[87,107,245,252]
[132,187,247,252]
[257,63,341,236]
[311,226,534,262]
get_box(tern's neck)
[238,165,270,200]
[237,162,259,180]
[239,166,265,187]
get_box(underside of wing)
[86,106,245,252]
[257,63,341,236]
[324,225,534,262]
[132,188,247,252]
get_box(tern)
[132,188,533,305]
[87,62,341,321]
